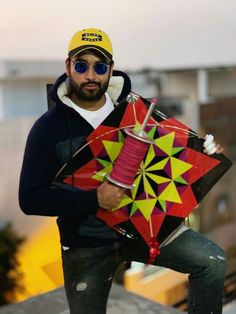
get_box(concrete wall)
[160,68,236,102]
[1,79,50,118]
[0,117,50,236]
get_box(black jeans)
[61,229,226,314]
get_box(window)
[214,195,233,225]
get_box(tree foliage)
[0,222,25,305]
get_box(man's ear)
[65,58,70,76]
[109,62,114,79]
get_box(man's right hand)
[97,181,126,210]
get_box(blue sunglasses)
[73,60,109,75]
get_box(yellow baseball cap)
[68,28,113,61]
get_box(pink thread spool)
[107,98,157,189]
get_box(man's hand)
[203,134,224,155]
[97,181,126,210]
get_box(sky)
[1,0,236,70]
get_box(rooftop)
[0,284,183,314]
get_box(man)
[19,28,226,314]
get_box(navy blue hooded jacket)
[19,70,131,248]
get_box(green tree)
[0,222,25,305]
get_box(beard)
[68,76,109,102]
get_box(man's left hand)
[203,134,224,155]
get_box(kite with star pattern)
[54,93,232,253]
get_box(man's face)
[66,52,113,102]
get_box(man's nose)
[85,65,96,80]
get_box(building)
[0,60,64,119]
[125,66,236,308]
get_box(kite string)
[109,134,149,186]
[107,98,157,188]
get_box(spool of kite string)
[107,98,157,189]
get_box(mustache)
[81,81,101,88]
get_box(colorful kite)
[55,93,232,260]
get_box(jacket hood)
[48,70,132,108]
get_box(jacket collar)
[48,70,132,108]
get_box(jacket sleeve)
[18,120,99,218]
